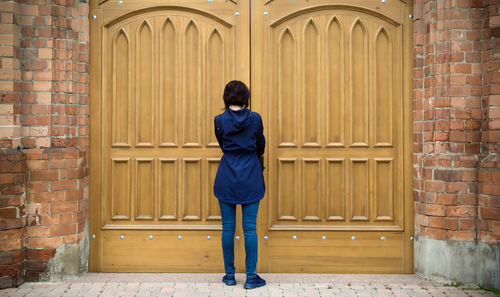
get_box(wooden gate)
[89,0,413,273]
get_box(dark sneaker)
[222,274,236,286]
[244,274,266,289]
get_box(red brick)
[39,214,58,225]
[479,231,500,245]
[446,182,468,194]
[478,171,491,182]
[27,226,49,238]
[0,229,23,241]
[37,249,56,260]
[460,218,476,230]
[50,201,77,214]
[446,206,477,217]
[480,207,500,220]
[425,180,445,192]
[0,208,17,219]
[66,189,82,201]
[30,170,58,181]
[455,64,471,73]
[29,191,65,203]
[0,250,23,265]
[429,217,459,230]
[0,218,23,231]
[28,237,63,249]
[424,227,447,240]
[425,204,446,216]
[490,221,500,233]
[481,183,500,195]
[0,264,19,276]
[459,193,477,205]
[50,180,78,191]
[0,173,15,185]
[448,230,476,241]
[0,239,21,252]
[59,214,73,224]
[49,159,76,169]
[50,224,76,236]
[437,193,458,205]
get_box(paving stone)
[1,273,497,297]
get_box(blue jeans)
[218,200,260,277]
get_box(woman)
[213,80,266,289]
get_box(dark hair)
[223,80,250,109]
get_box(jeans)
[218,199,260,277]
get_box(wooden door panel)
[206,158,222,220]
[159,20,177,146]
[91,0,248,272]
[102,230,223,272]
[326,18,344,146]
[277,158,298,220]
[251,0,412,273]
[266,231,403,273]
[111,30,130,147]
[208,32,226,147]
[135,158,154,220]
[277,30,297,146]
[136,21,154,146]
[159,158,178,220]
[326,158,345,221]
[375,158,394,221]
[375,29,393,146]
[103,11,234,227]
[350,158,369,221]
[350,19,369,147]
[182,159,202,220]
[302,21,320,146]
[183,21,201,146]
[110,158,131,220]
[301,159,321,221]
[267,9,403,229]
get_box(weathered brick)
[28,237,63,249]
[448,230,476,241]
[446,206,477,217]
[424,227,447,240]
[50,201,77,214]
[50,180,78,191]
[425,204,446,216]
[50,224,76,236]
[480,207,500,220]
[429,217,459,230]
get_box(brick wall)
[0,149,25,288]
[413,0,483,242]
[413,0,499,288]
[0,0,89,288]
[0,0,21,149]
[478,0,500,246]
[24,147,88,281]
[0,0,25,289]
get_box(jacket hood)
[226,108,252,131]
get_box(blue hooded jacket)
[213,108,265,205]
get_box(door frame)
[89,0,414,272]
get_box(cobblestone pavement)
[0,273,497,297]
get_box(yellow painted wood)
[90,0,249,272]
[251,0,414,273]
[90,0,414,273]
[266,232,403,273]
[102,230,223,272]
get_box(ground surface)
[0,273,497,297]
